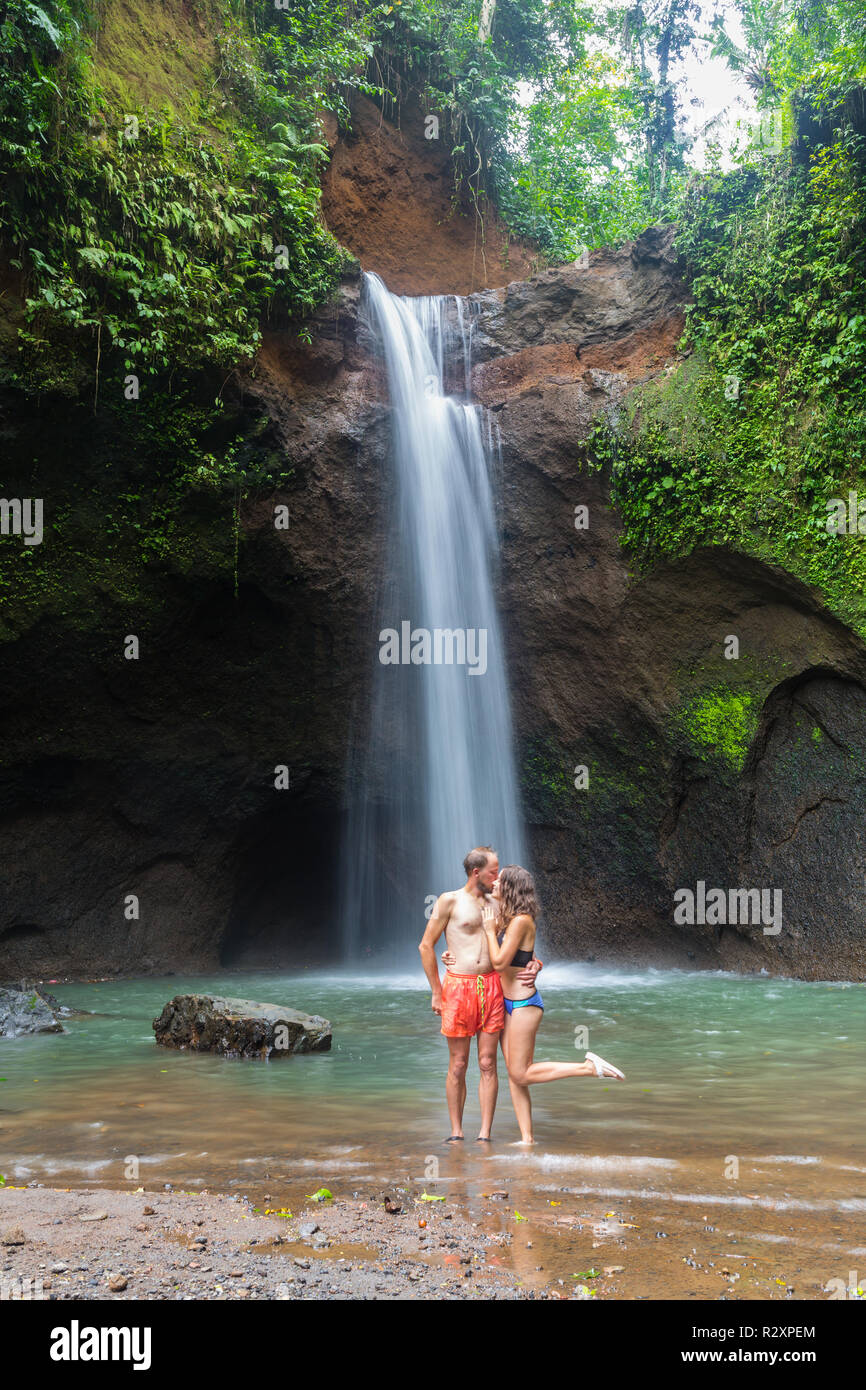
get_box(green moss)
[676,690,759,772]
[0,0,378,397]
[92,0,221,117]
[593,132,866,640]
[0,378,292,642]
[521,740,572,812]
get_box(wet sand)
[0,1184,540,1300]
[2,1164,859,1300]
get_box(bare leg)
[501,1020,533,1143]
[446,1037,470,1138]
[476,1030,499,1139]
[506,1007,602,1085]
[520,1060,597,1082]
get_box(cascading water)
[341,271,527,961]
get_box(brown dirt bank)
[320,93,536,296]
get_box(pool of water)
[3,963,863,1297]
[1,964,862,1200]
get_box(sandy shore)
[2,1169,857,1302]
[0,1184,561,1301]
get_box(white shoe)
[586,1050,625,1080]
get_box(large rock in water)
[152,994,332,1057]
[0,985,65,1036]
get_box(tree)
[478,0,496,43]
[706,0,787,98]
[612,0,701,210]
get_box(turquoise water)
[1,963,863,1208]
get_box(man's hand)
[431,991,443,1016]
[441,949,456,968]
[515,956,543,987]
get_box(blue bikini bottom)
[504,990,544,1014]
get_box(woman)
[450,865,625,1145]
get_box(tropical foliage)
[0,0,386,392]
[3,0,866,637]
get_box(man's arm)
[516,956,543,987]
[419,893,453,1014]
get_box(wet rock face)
[521,542,866,979]
[2,221,866,980]
[469,224,687,370]
[747,675,866,977]
[0,985,64,1036]
[666,670,866,978]
[152,995,332,1056]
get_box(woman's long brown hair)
[498,865,539,928]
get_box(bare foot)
[509,1138,536,1146]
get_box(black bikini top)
[498,932,533,968]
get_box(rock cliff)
[2,223,864,980]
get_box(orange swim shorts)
[440,969,505,1037]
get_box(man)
[419,846,542,1142]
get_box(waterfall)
[341,272,527,961]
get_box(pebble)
[79,1211,109,1223]
[108,1275,128,1292]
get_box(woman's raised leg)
[505,1006,605,1084]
